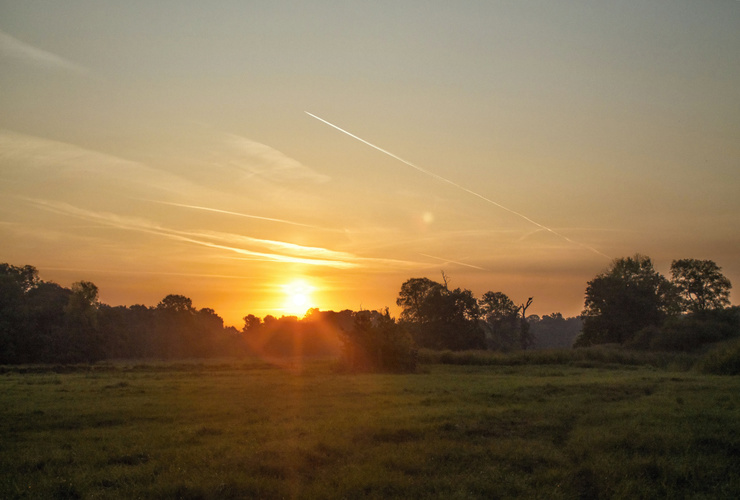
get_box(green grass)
[1,359,739,499]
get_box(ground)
[1,358,739,499]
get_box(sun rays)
[280,279,317,316]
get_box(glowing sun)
[282,279,316,316]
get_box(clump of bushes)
[625,308,740,352]
[696,338,740,375]
[338,309,417,373]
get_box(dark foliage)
[671,258,732,313]
[577,255,736,352]
[0,264,250,363]
[339,309,417,372]
[576,255,679,347]
[240,308,345,359]
[479,291,534,351]
[697,336,740,375]
[4,259,735,364]
[396,277,485,350]
[0,263,354,364]
[625,307,740,352]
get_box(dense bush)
[339,309,417,373]
[697,338,740,375]
[625,308,740,352]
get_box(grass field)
[1,357,739,499]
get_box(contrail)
[420,253,487,271]
[305,111,610,260]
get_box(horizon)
[2,1,738,328]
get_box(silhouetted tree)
[157,294,195,314]
[519,297,535,349]
[397,277,446,324]
[66,281,99,327]
[576,255,679,347]
[479,291,520,351]
[242,314,262,333]
[0,263,40,293]
[670,259,732,314]
[0,264,32,363]
[0,264,79,363]
[153,294,196,358]
[397,277,484,350]
[1,263,262,362]
[124,305,157,358]
[60,280,103,362]
[340,309,416,372]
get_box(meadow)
[1,355,739,499]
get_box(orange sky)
[1,1,738,327]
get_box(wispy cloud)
[24,199,421,270]
[226,135,330,184]
[41,267,255,280]
[0,129,206,198]
[147,200,339,232]
[26,199,355,268]
[0,29,91,75]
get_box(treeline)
[4,255,734,370]
[1,263,578,367]
[0,264,345,364]
[0,264,232,363]
[528,313,582,349]
[396,276,536,351]
[576,255,738,351]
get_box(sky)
[1,1,739,327]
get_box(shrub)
[651,308,740,352]
[696,338,740,375]
[625,326,662,350]
[339,309,417,373]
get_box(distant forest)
[0,263,581,365]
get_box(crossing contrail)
[420,253,487,271]
[305,111,610,260]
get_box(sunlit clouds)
[24,199,364,270]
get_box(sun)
[281,279,316,316]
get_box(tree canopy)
[671,259,732,314]
[2,258,735,364]
[396,277,485,350]
[577,255,736,349]
[577,255,678,346]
